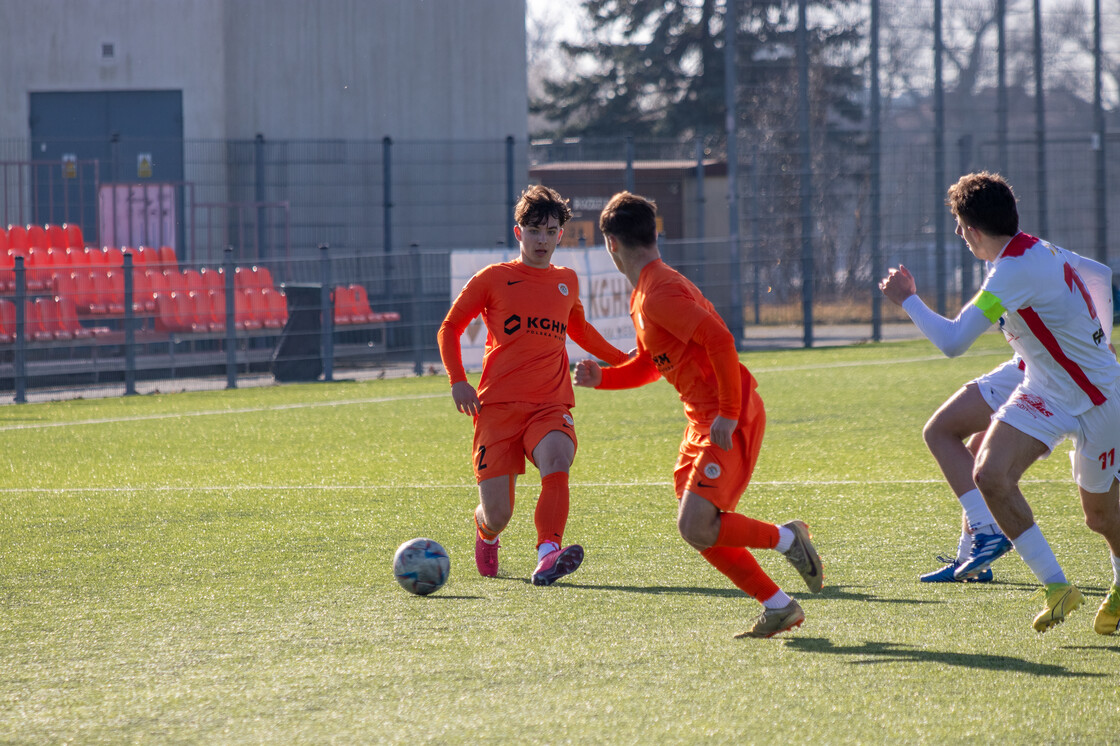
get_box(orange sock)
[534,472,569,548]
[700,545,780,601]
[714,512,779,549]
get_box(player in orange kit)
[438,185,631,585]
[574,191,823,638]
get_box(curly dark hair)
[946,172,1019,236]
[514,185,572,228]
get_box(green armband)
[973,290,1006,324]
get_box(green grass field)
[2,333,1117,744]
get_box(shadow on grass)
[813,584,941,605]
[781,637,1105,678]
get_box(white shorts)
[994,381,1120,493]
[973,358,1025,412]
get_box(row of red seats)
[0,243,180,293]
[40,265,274,317]
[332,284,401,325]
[154,287,288,334]
[0,297,111,344]
[2,223,86,252]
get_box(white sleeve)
[901,295,993,357]
[1067,253,1114,345]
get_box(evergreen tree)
[531,0,866,140]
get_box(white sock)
[955,528,973,563]
[482,536,498,545]
[1010,524,1067,586]
[1111,554,1120,587]
[774,526,794,553]
[537,541,559,562]
[762,589,793,609]
[958,488,998,533]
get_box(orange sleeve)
[691,313,741,419]
[567,297,630,366]
[597,348,661,390]
[437,276,486,385]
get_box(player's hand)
[709,415,735,451]
[450,380,481,416]
[878,264,917,306]
[574,359,602,388]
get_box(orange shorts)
[471,401,577,483]
[674,389,766,512]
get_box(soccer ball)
[392,537,450,595]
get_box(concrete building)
[0,0,528,260]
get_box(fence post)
[797,0,815,347]
[625,135,635,193]
[255,133,268,261]
[870,0,882,343]
[224,247,238,389]
[123,253,136,395]
[506,135,516,248]
[320,244,333,382]
[13,256,26,404]
[411,244,424,377]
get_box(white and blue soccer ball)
[392,537,450,595]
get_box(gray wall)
[0,0,528,254]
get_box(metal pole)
[1093,0,1107,264]
[750,144,761,326]
[725,0,744,348]
[958,135,975,305]
[123,253,136,395]
[996,0,1008,175]
[694,137,705,241]
[870,0,882,343]
[13,256,25,404]
[255,134,267,261]
[934,0,947,316]
[625,135,635,193]
[224,247,238,389]
[506,135,516,247]
[797,0,814,347]
[383,136,393,257]
[320,243,333,382]
[1032,0,1048,235]
[411,244,424,377]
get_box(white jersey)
[975,232,1119,415]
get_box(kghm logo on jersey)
[503,313,567,338]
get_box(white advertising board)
[448,247,636,372]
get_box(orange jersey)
[438,260,628,406]
[630,259,756,425]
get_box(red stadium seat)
[6,225,28,254]
[63,223,84,250]
[46,224,66,250]
[157,245,178,271]
[26,225,47,250]
[0,299,14,343]
[235,288,263,331]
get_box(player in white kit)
[881,171,1120,634]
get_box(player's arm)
[566,297,631,366]
[575,346,660,390]
[880,264,992,357]
[437,278,486,415]
[1064,250,1114,344]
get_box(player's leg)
[474,474,515,577]
[974,419,1082,631]
[470,404,525,577]
[1070,404,1120,634]
[526,408,583,586]
[921,380,1008,581]
[1081,481,1120,634]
